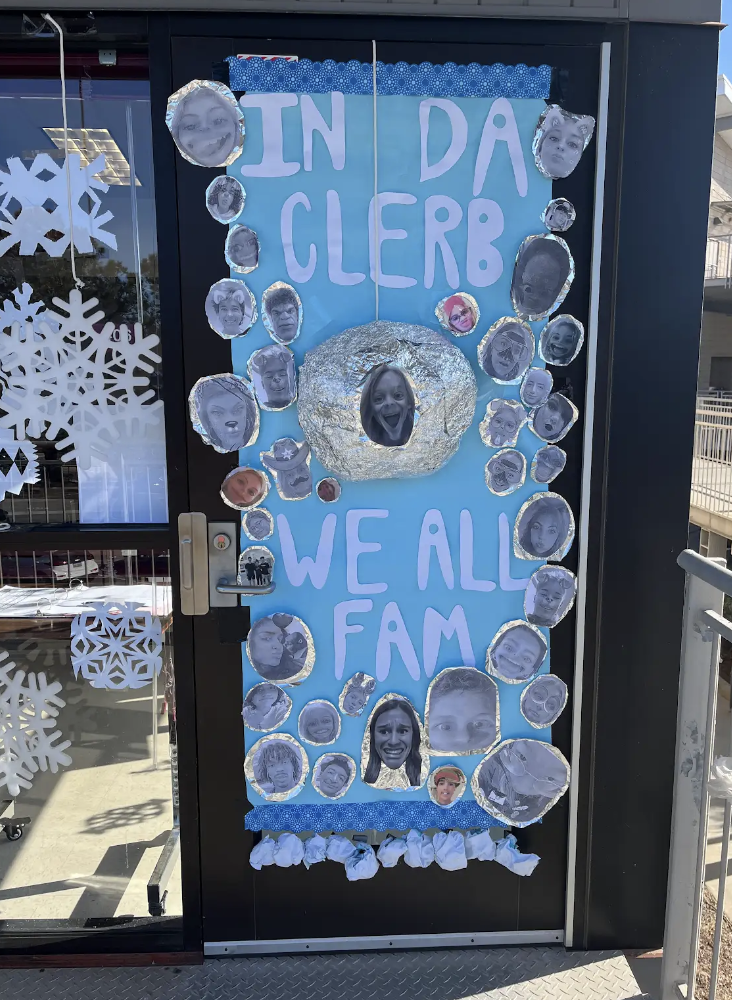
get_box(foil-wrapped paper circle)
[247,345,297,412]
[360,693,429,791]
[205,278,257,340]
[511,234,574,322]
[520,367,553,409]
[220,466,269,510]
[189,374,259,453]
[428,764,468,809]
[435,292,480,337]
[520,674,569,729]
[237,545,274,588]
[486,619,547,685]
[528,393,578,445]
[339,672,376,716]
[424,666,500,757]
[316,477,341,503]
[262,281,303,345]
[298,321,476,482]
[525,565,577,628]
[539,315,585,367]
[479,398,527,450]
[312,753,357,800]
[533,104,595,181]
[531,445,566,485]
[166,79,244,168]
[472,738,570,827]
[261,437,312,501]
[298,699,341,746]
[245,733,309,802]
[246,613,315,685]
[205,175,246,224]
[242,507,274,541]
[541,198,576,233]
[477,317,534,384]
[514,491,575,562]
[485,448,526,497]
[242,682,292,733]
[225,224,260,275]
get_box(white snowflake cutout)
[70,601,163,690]
[0,429,39,500]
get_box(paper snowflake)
[0,429,39,500]
[70,601,163,690]
[0,285,163,468]
[0,153,116,257]
[0,649,72,797]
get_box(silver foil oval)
[525,565,577,628]
[339,672,376,717]
[477,317,534,385]
[247,344,297,412]
[479,398,527,450]
[520,674,569,730]
[225,224,260,275]
[242,682,292,733]
[533,105,595,181]
[316,477,341,503]
[538,315,585,367]
[246,612,315,685]
[298,699,342,746]
[428,764,468,809]
[206,175,246,224]
[360,692,429,791]
[485,448,526,497]
[471,738,570,827]
[242,507,274,541]
[520,367,553,409]
[541,198,576,233]
[514,491,575,562]
[298,321,476,482]
[237,546,274,589]
[220,466,269,510]
[531,445,566,485]
[424,666,500,757]
[205,278,257,340]
[189,374,259,453]
[262,281,303,345]
[244,732,309,802]
[312,752,357,800]
[528,393,578,445]
[166,79,244,168]
[261,437,312,501]
[511,234,575,322]
[435,292,480,337]
[486,619,547,685]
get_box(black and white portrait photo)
[425,667,499,756]
[520,675,569,729]
[529,393,578,444]
[339,672,377,717]
[435,293,480,337]
[531,445,566,484]
[166,79,244,168]
[246,613,314,684]
[541,198,576,233]
[242,507,274,541]
[485,449,526,496]
[261,437,312,501]
[237,546,274,590]
[479,399,527,450]
[473,739,570,826]
[248,345,296,411]
[360,364,416,448]
[520,368,553,409]
[539,315,585,367]
[525,565,577,628]
[533,104,596,181]
[362,696,426,791]
[205,175,245,224]
[262,282,302,345]
[298,700,341,746]
[188,374,259,453]
[312,753,356,799]
[515,493,575,562]
[511,235,574,322]
[317,478,341,503]
[428,765,467,809]
[242,682,291,732]
[487,621,547,684]
[205,279,256,339]
[220,466,268,510]
[477,318,534,384]
[246,735,308,802]
[225,225,260,274]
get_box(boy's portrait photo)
[533,104,596,181]
[531,444,566,485]
[477,317,534,384]
[248,345,296,411]
[339,672,377,717]
[237,546,274,590]
[541,198,576,233]
[520,674,569,730]
[539,315,585,367]
[511,235,574,322]
[189,374,259,453]
[245,735,308,802]
[261,437,312,501]
[262,282,302,345]
[435,292,480,337]
[428,765,467,809]
[529,393,578,444]
[485,448,526,497]
[361,695,427,791]
[425,667,499,756]
[166,79,244,168]
[486,620,547,684]
[360,363,416,448]
[317,477,341,503]
[242,682,291,733]
[246,613,314,684]
[225,224,260,274]
[242,507,274,541]
[220,466,268,510]
[514,492,575,562]
[520,367,553,409]
[472,738,570,827]
[205,278,256,340]
[298,700,341,746]
[479,398,527,450]
[206,175,245,224]
[312,753,356,800]
[525,566,577,628]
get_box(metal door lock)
[212,533,231,551]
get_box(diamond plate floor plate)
[0,947,647,999]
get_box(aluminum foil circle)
[298,321,477,481]
[472,738,570,827]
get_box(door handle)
[178,513,209,615]
[216,579,276,596]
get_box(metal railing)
[691,397,732,519]
[706,235,732,283]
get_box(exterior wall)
[698,310,732,390]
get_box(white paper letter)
[239,94,300,177]
[417,509,454,590]
[424,195,462,290]
[376,602,421,681]
[334,599,373,679]
[467,198,504,288]
[498,511,530,591]
[327,190,365,285]
[422,606,475,678]
[368,193,417,288]
[277,512,336,588]
[459,509,496,592]
[420,99,468,182]
[346,509,389,594]
[302,93,345,171]
[281,192,316,283]
[473,97,527,197]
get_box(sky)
[721,0,732,79]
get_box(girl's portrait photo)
[486,620,547,684]
[205,279,256,339]
[479,399,527,450]
[242,682,291,732]
[529,393,578,444]
[514,492,575,562]
[533,104,596,181]
[473,738,570,827]
[246,613,314,684]
[225,225,260,275]
[531,445,567,484]
[298,700,341,746]
[525,566,577,628]
[425,667,499,756]
[511,235,574,322]
[542,198,576,233]
[485,449,526,497]
[539,315,585,367]
[361,695,427,791]
[220,466,268,511]
[237,546,274,590]
[339,672,376,717]
[520,674,569,729]
[435,292,480,337]
[205,175,245,224]
[520,368,553,409]
[477,318,534,384]
[248,345,296,411]
[262,282,302,345]
[242,507,274,541]
[428,765,467,809]
[360,363,416,448]
[166,79,244,168]
[188,374,259,453]
[316,477,341,503]
[245,735,308,802]
[312,753,356,800]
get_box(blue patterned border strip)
[245,801,508,833]
[227,57,551,99]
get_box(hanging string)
[43,13,84,289]
[372,40,379,321]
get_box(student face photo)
[487,621,547,684]
[298,700,341,745]
[426,667,499,755]
[515,493,574,561]
[436,293,480,336]
[317,478,340,503]
[242,682,291,732]
[525,566,577,628]
[237,546,274,589]
[167,80,244,168]
[428,766,466,809]
[220,467,268,510]
[261,438,312,501]
[247,735,307,801]
[206,175,245,224]
[480,400,526,449]
[521,675,569,729]
[242,508,274,541]
[362,696,425,789]
[246,613,314,684]
[339,672,376,717]
[248,345,296,411]
[533,105,595,181]
[189,374,259,453]
[539,316,584,366]
[530,393,577,444]
[206,279,256,339]
[474,738,570,826]
[360,364,415,448]
[262,282,302,344]
[485,449,525,496]
[542,198,576,233]
[313,754,355,799]
[226,225,260,274]
[478,318,534,384]
[532,445,566,484]
[520,368,553,409]
[511,236,573,321]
